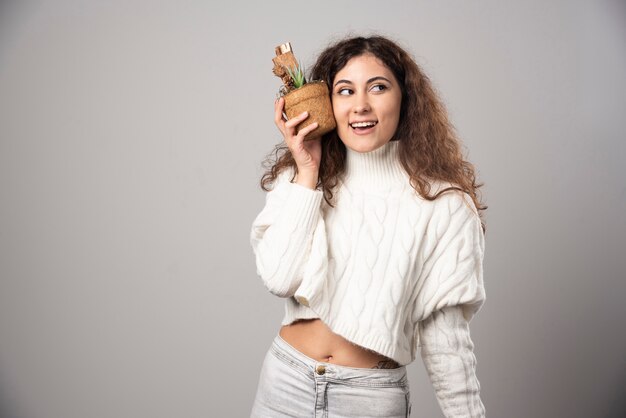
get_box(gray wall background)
[1,0,624,417]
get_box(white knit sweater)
[250,139,486,417]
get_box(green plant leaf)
[286,61,307,88]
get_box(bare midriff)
[279,318,401,369]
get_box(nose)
[352,92,371,113]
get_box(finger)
[274,98,286,130]
[285,111,309,130]
[296,121,319,139]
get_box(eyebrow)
[333,76,392,87]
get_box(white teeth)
[350,121,377,128]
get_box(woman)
[250,35,487,417]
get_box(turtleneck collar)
[342,139,408,190]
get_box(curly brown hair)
[260,35,487,233]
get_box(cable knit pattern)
[250,139,486,417]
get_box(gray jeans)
[250,333,411,417]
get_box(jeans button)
[316,365,326,375]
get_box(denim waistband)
[270,333,408,387]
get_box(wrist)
[294,172,318,190]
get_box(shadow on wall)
[604,369,626,418]
[0,372,23,418]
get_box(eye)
[337,87,353,95]
[370,84,387,92]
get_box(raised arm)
[250,96,327,298]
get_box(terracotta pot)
[283,80,336,141]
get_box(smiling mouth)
[350,121,378,131]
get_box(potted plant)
[272,43,336,141]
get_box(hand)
[274,97,322,183]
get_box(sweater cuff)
[281,182,324,233]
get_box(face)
[331,54,402,153]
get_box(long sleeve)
[418,305,486,417]
[249,168,325,298]
[413,191,486,325]
[412,191,487,416]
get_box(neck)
[342,140,407,189]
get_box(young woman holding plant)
[250,35,488,418]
